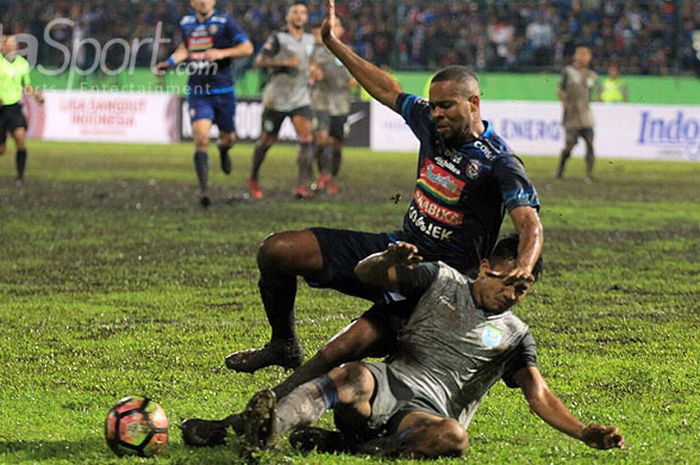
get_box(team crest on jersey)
[209,24,219,35]
[481,323,504,349]
[466,160,482,179]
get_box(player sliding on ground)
[156,0,253,207]
[183,236,624,458]
[224,0,543,403]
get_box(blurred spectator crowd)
[1,0,699,76]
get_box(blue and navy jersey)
[179,10,250,95]
[395,93,540,275]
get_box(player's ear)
[478,259,490,277]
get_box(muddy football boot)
[180,418,229,447]
[242,390,277,450]
[289,426,356,454]
[225,339,304,373]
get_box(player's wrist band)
[166,57,177,67]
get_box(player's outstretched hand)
[385,242,422,269]
[321,0,337,42]
[501,266,535,286]
[581,423,624,450]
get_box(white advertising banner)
[25,91,180,144]
[370,99,700,162]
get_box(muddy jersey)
[559,65,598,129]
[395,93,540,275]
[260,29,315,112]
[179,10,250,95]
[388,262,536,427]
[311,45,352,115]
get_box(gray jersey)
[260,29,315,112]
[560,65,598,129]
[311,45,352,115]
[388,263,532,428]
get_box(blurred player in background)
[600,62,628,103]
[248,1,317,200]
[310,18,355,195]
[556,45,599,183]
[156,0,253,208]
[0,34,44,188]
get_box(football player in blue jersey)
[156,0,253,207]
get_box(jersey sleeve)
[501,331,538,388]
[396,262,440,299]
[492,156,540,212]
[395,93,433,138]
[226,16,250,46]
[260,32,281,58]
[559,68,568,91]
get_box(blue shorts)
[188,91,237,134]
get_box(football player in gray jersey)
[248,1,318,199]
[557,45,600,182]
[182,236,624,458]
[310,18,356,195]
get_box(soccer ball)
[105,396,169,457]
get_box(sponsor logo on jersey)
[407,206,454,240]
[481,323,504,349]
[473,140,496,160]
[433,155,461,176]
[188,36,213,51]
[413,190,464,227]
[417,161,465,204]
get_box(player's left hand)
[204,49,225,62]
[35,94,45,104]
[385,241,422,269]
[581,423,624,450]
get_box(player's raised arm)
[514,366,624,449]
[321,0,402,112]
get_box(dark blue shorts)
[188,91,237,134]
[306,227,417,339]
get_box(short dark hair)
[430,66,480,98]
[289,0,308,8]
[431,65,479,86]
[490,234,543,281]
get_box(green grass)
[0,141,698,464]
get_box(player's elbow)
[241,41,254,57]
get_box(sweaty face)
[429,80,476,144]
[478,260,533,313]
[190,0,215,16]
[287,5,309,29]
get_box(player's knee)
[433,419,469,457]
[257,231,302,271]
[332,362,374,398]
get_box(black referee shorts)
[0,103,27,144]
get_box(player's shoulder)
[210,10,230,24]
[180,14,197,26]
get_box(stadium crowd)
[0,0,698,75]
